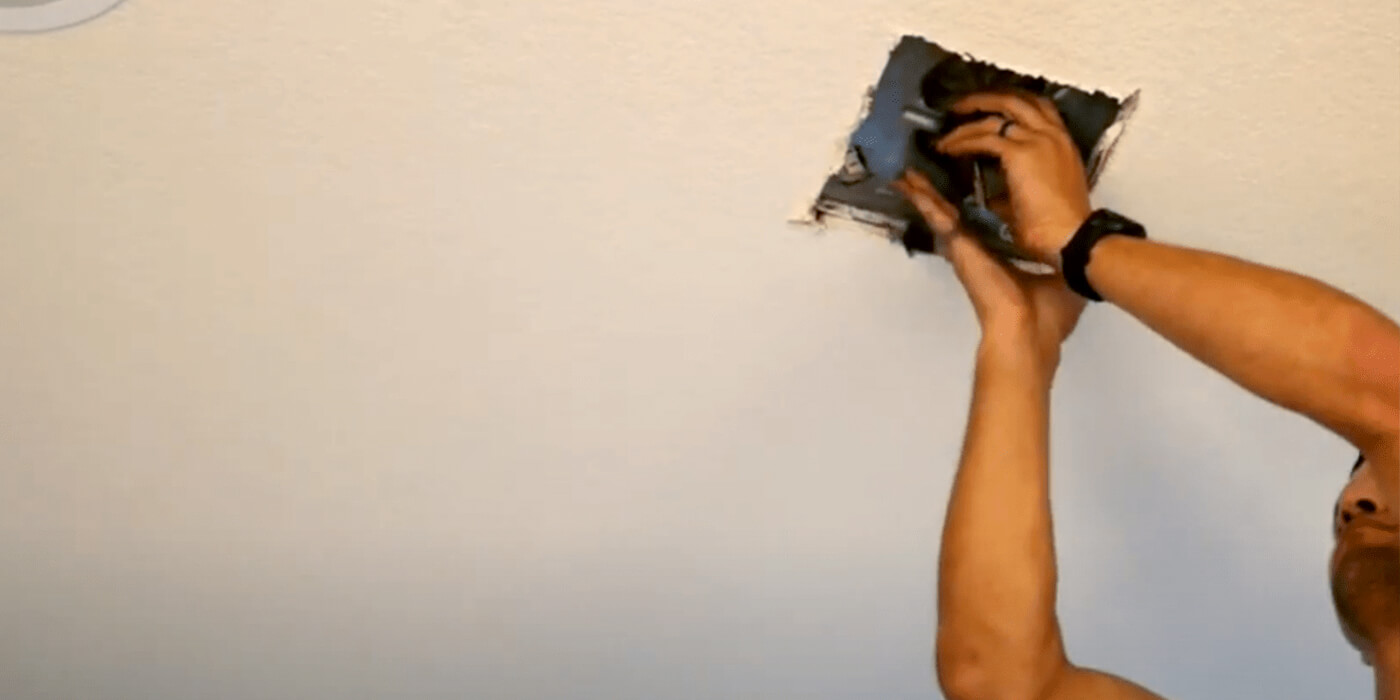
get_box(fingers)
[939,115,1035,146]
[893,170,959,235]
[895,170,1007,281]
[937,132,1015,160]
[899,169,949,208]
[1029,94,1068,132]
[949,91,1055,134]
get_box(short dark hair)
[1351,450,1366,475]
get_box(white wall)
[1,1,1396,698]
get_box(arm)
[893,170,1166,700]
[934,340,1061,699]
[934,90,1400,496]
[1084,235,1400,496]
[935,337,1164,700]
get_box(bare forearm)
[1085,235,1400,452]
[936,339,1066,698]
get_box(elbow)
[934,638,1026,700]
[935,639,993,700]
[1351,389,1399,462]
[1351,310,1400,447]
[1353,363,1400,459]
[935,634,1065,700]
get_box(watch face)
[1095,210,1145,236]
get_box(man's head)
[1330,452,1400,667]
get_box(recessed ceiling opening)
[798,35,1139,265]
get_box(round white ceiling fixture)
[0,0,126,33]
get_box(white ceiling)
[1,1,1396,698]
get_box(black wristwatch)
[1059,209,1148,302]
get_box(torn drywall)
[793,35,1139,263]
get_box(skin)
[894,90,1400,699]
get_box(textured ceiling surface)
[1,1,1397,698]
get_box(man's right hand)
[935,91,1095,271]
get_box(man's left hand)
[894,169,1088,373]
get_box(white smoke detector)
[0,0,126,33]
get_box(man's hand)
[935,90,1095,271]
[894,169,1087,375]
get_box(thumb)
[892,172,1006,275]
[894,173,1025,321]
[893,173,957,236]
[892,172,962,261]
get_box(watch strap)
[1060,209,1147,302]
